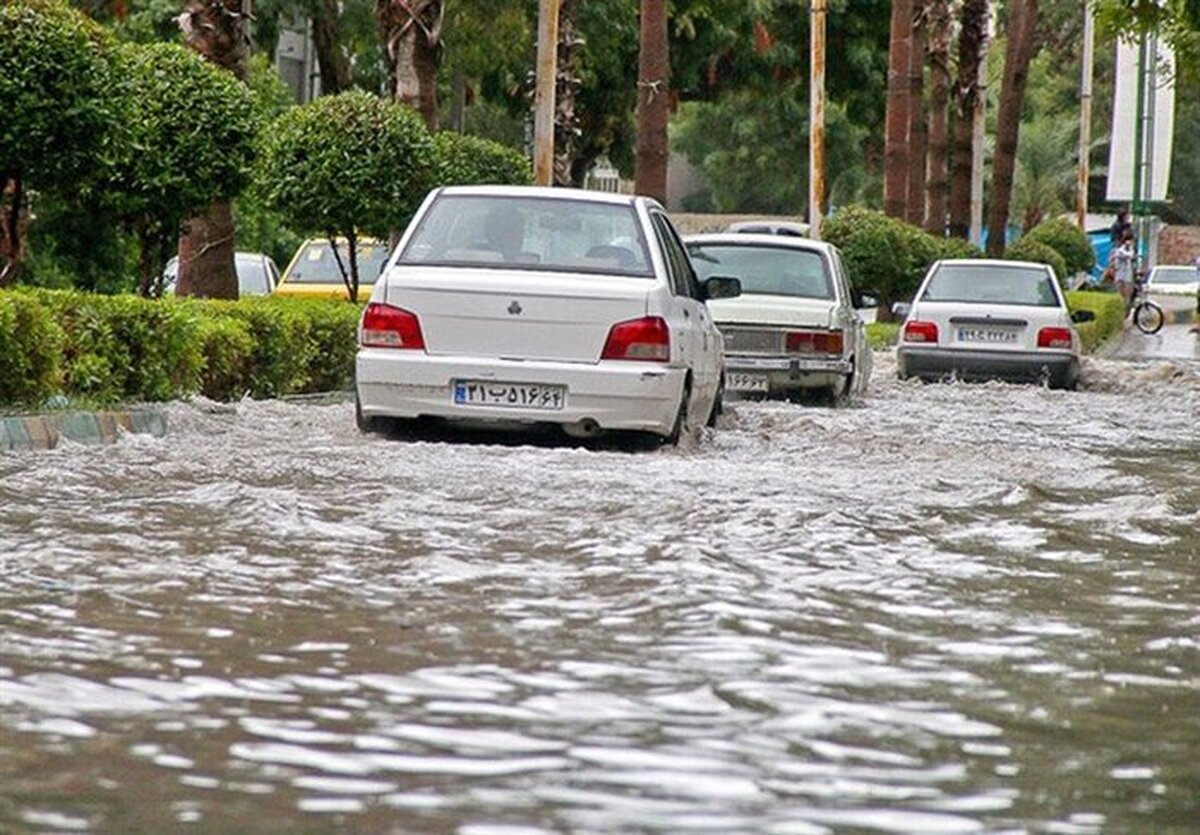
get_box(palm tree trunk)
[554,0,581,186]
[947,0,987,239]
[0,175,26,287]
[377,0,443,131]
[884,0,913,219]
[176,0,250,300]
[906,1,929,227]
[925,0,951,233]
[986,0,1039,257]
[311,0,351,94]
[635,0,669,203]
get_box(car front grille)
[720,327,784,354]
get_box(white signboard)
[1106,38,1176,202]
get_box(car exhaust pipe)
[562,418,602,439]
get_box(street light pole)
[809,0,827,240]
[1076,0,1094,230]
[533,0,560,186]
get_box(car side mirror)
[1071,309,1096,323]
[892,301,912,319]
[703,275,741,301]
[851,289,877,309]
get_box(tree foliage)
[255,91,436,298]
[1006,236,1068,281]
[103,42,259,295]
[1022,217,1096,277]
[433,132,533,187]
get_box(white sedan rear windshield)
[1150,267,1198,285]
[399,195,654,277]
[922,264,1061,307]
[688,243,832,300]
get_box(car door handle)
[683,309,690,318]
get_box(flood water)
[1,351,1198,834]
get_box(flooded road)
[1,352,1198,834]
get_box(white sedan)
[355,185,740,445]
[683,233,873,404]
[895,259,1094,390]
[1145,264,1199,297]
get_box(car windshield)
[687,243,833,300]
[1150,266,1198,285]
[285,240,388,284]
[234,255,271,295]
[398,194,654,277]
[921,264,1061,307]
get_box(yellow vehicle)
[274,238,390,301]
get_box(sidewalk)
[0,408,167,451]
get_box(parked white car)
[683,233,873,404]
[355,185,740,444]
[895,259,1094,390]
[1144,264,1199,297]
[161,252,279,296]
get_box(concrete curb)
[0,408,167,452]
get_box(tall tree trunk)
[176,0,251,300]
[311,0,351,94]
[947,0,987,239]
[635,0,669,203]
[925,0,951,233]
[0,176,26,287]
[554,0,581,186]
[986,0,1039,258]
[884,0,913,219]
[377,0,443,131]
[906,2,928,227]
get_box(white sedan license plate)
[957,327,1018,344]
[728,372,769,392]
[453,381,565,410]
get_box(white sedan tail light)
[361,303,426,350]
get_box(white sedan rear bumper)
[356,349,686,435]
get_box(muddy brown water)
[1,352,1198,833]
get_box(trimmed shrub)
[0,289,364,408]
[1006,238,1068,283]
[1024,218,1095,277]
[0,290,64,405]
[824,206,980,318]
[433,132,533,187]
[1067,290,1126,353]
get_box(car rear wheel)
[705,375,725,428]
[355,393,390,434]
[665,379,691,446]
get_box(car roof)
[683,232,839,256]
[933,258,1052,270]
[435,184,648,208]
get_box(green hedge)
[0,289,362,408]
[1066,290,1126,353]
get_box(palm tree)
[924,0,951,233]
[906,1,929,227]
[884,0,914,219]
[986,0,1039,257]
[635,0,668,203]
[554,0,582,186]
[377,0,443,131]
[947,0,987,239]
[175,0,251,300]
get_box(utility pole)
[533,0,560,186]
[809,0,827,239]
[1076,0,1094,230]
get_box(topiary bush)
[0,289,64,405]
[1023,217,1095,277]
[1006,237,1068,283]
[433,132,533,187]
[823,206,980,320]
[1067,290,1126,353]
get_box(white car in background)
[1144,263,1200,297]
[355,185,740,445]
[895,259,1094,390]
[683,233,873,404]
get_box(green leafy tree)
[1023,217,1096,277]
[255,90,436,300]
[1006,236,1068,282]
[102,42,259,297]
[0,0,116,284]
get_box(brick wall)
[1158,226,1200,265]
